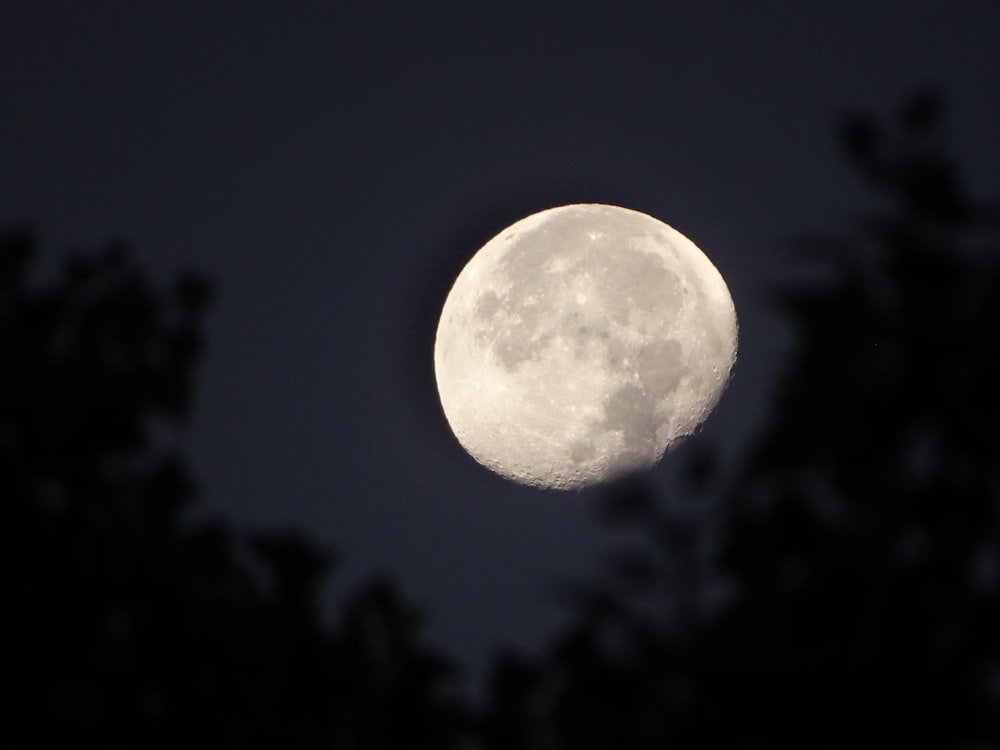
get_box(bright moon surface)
[434,204,737,490]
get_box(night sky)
[3,1,999,691]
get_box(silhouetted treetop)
[4,231,470,749]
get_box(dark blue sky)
[3,1,998,690]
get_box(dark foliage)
[2,236,468,748]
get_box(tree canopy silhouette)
[3,235,468,748]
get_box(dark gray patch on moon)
[601,252,682,329]
[494,330,552,368]
[636,339,684,395]
[602,383,661,475]
[569,438,597,464]
[475,290,502,319]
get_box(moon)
[434,204,737,490]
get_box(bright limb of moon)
[434,204,737,490]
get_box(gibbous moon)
[434,204,737,490]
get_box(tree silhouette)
[701,91,1000,747]
[479,91,1000,749]
[3,233,468,748]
